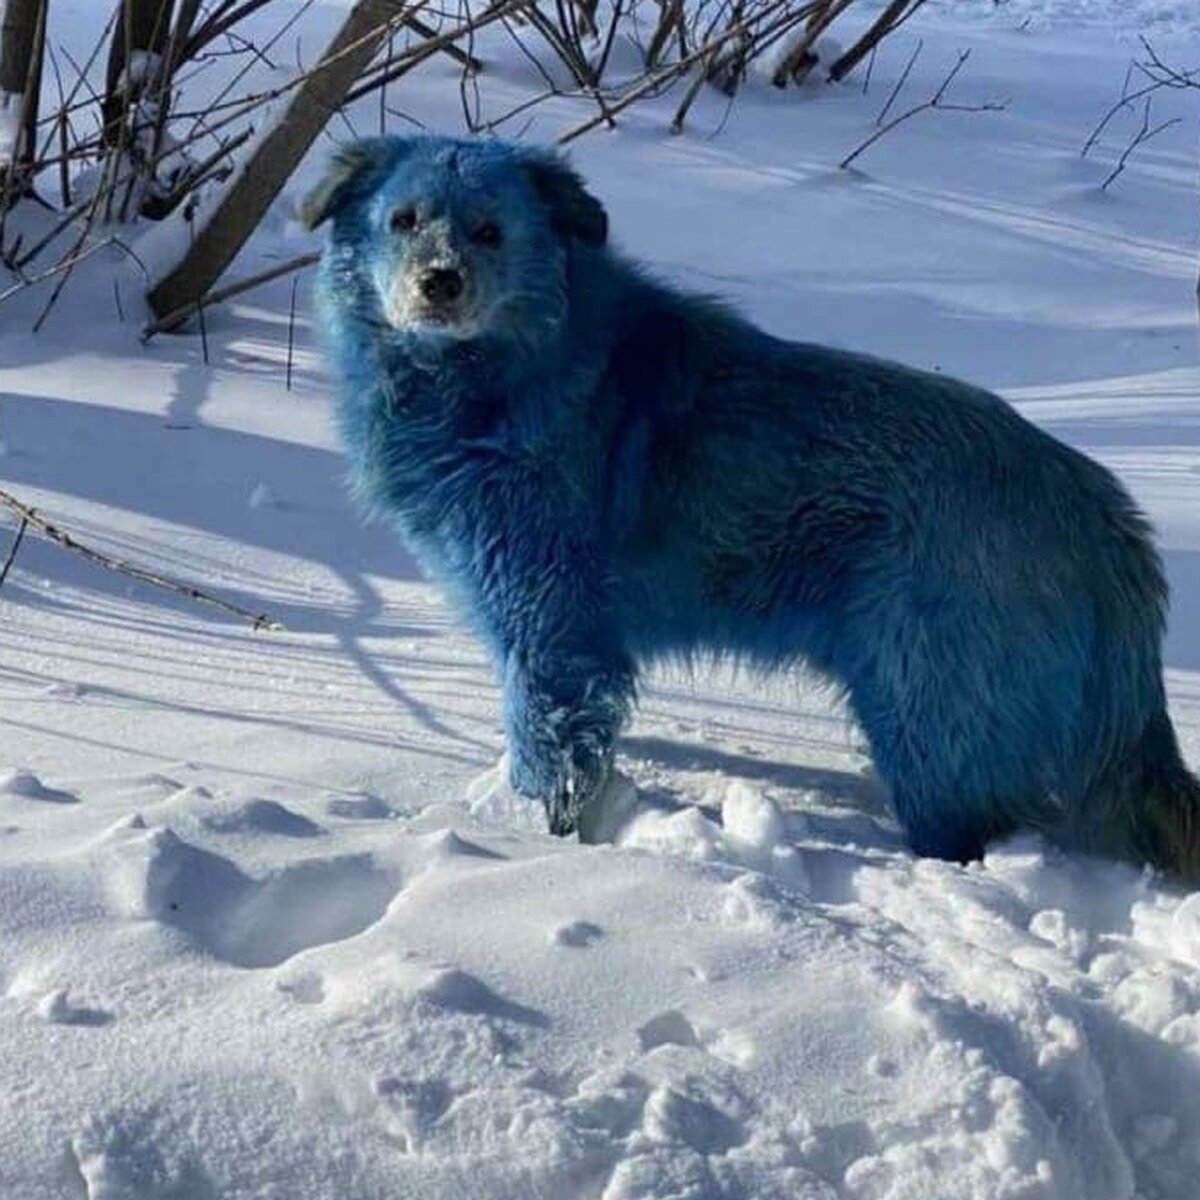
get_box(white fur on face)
[375,217,498,338]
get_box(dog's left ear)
[300,137,407,231]
[522,152,608,248]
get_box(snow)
[116,50,164,95]
[1,2,1199,1198]
[921,0,1199,36]
[0,92,20,167]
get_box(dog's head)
[302,136,607,344]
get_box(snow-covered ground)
[1,3,1199,1197]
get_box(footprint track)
[101,823,402,968]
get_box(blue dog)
[304,134,1200,877]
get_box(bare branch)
[1100,95,1182,190]
[0,232,114,304]
[876,36,921,125]
[1082,70,1168,158]
[1137,36,1200,90]
[0,488,282,630]
[829,0,926,84]
[841,49,1006,171]
[0,517,28,592]
[142,249,319,337]
[1083,40,1197,158]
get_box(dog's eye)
[390,207,417,233]
[472,221,502,248]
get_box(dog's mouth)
[395,306,481,341]
[388,292,496,341]
[409,303,460,327]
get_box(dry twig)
[876,35,920,125]
[0,518,29,592]
[142,249,319,337]
[1083,39,1197,158]
[0,488,282,630]
[840,49,1006,170]
[1100,95,1181,190]
[3,0,935,312]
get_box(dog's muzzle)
[401,265,472,329]
[383,258,482,334]
[419,267,464,307]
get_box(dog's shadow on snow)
[0,389,498,758]
[622,734,884,810]
[618,734,904,874]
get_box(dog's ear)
[522,152,608,248]
[300,138,409,231]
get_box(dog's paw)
[546,795,580,838]
[464,754,641,842]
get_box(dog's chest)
[345,366,588,568]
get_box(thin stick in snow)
[0,487,283,630]
[841,49,1006,171]
[1082,40,1197,159]
[1082,70,1168,159]
[30,215,106,331]
[875,37,921,126]
[0,231,113,305]
[1137,36,1200,91]
[829,0,928,85]
[0,517,28,592]
[197,296,209,363]
[379,29,391,135]
[670,52,715,134]
[286,274,298,392]
[142,249,319,337]
[1100,96,1182,190]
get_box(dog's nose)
[420,268,464,305]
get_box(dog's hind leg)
[843,592,1065,865]
[888,782,1018,864]
[850,686,1018,864]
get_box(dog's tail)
[1134,710,1200,883]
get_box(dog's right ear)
[300,138,409,231]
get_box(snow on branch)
[0,92,20,166]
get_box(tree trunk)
[0,0,40,95]
[146,0,404,321]
[828,0,924,83]
[165,0,202,72]
[102,0,176,147]
[0,0,46,201]
[772,0,855,88]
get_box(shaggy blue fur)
[306,134,1200,875]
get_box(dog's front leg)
[502,646,634,836]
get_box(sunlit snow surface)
[1,2,1199,1197]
